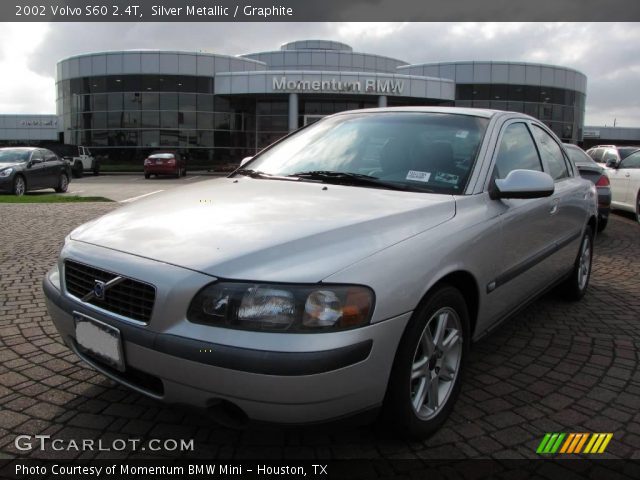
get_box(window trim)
[485,119,544,188]
[530,122,573,182]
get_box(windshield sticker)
[456,130,469,139]
[434,172,459,185]
[406,170,431,182]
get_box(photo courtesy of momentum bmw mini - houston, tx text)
[43,107,599,437]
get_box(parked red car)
[144,152,186,178]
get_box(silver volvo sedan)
[43,107,598,437]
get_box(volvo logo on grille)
[81,276,125,302]
[93,280,106,300]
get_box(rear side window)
[566,146,597,166]
[589,148,604,162]
[493,123,542,179]
[532,125,570,181]
[43,150,58,162]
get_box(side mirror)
[492,169,554,199]
[605,159,617,168]
[240,156,253,167]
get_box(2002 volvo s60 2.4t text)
[43,107,597,437]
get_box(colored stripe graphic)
[538,433,613,455]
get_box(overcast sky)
[1,22,638,127]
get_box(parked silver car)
[43,108,597,437]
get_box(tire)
[383,285,469,439]
[13,175,26,196]
[597,215,608,232]
[144,173,151,179]
[54,173,69,193]
[72,161,83,178]
[558,226,593,301]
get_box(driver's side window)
[31,151,43,163]
[493,122,542,180]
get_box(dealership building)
[1,39,591,170]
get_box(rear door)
[42,149,61,187]
[615,151,640,207]
[531,124,586,279]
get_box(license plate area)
[74,312,125,372]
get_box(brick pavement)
[0,203,638,460]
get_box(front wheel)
[54,173,69,193]
[13,175,26,196]
[383,285,469,439]
[72,161,83,178]
[558,226,593,301]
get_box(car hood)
[0,162,24,170]
[70,177,456,282]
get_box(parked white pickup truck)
[65,146,99,177]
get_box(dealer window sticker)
[406,170,431,183]
[434,172,459,185]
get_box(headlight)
[0,168,13,177]
[187,282,374,332]
[47,264,61,291]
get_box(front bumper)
[43,250,409,424]
[0,175,14,192]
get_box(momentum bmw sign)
[273,76,405,95]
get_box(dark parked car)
[0,147,71,196]
[586,145,640,167]
[564,144,611,232]
[144,152,186,179]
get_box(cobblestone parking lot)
[0,201,638,460]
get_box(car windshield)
[618,147,640,160]
[565,146,597,166]
[0,149,30,163]
[241,112,489,194]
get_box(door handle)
[550,199,559,215]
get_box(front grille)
[65,260,155,323]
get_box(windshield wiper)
[290,171,430,192]
[234,168,274,179]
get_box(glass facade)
[57,73,448,170]
[455,83,585,142]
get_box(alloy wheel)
[60,175,68,191]
[410,307,463,420]
[577,234,592,291]
[14,177,25,196]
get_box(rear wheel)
[13,175,26,196]
[383,285,469,439]
[54,173,69,193]
[144,173,151,179]
[559,226,593,300]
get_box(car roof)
[0,147,39,151]
[331,106,511,119]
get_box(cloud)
[3,22,639,127]
[0,23,55,114]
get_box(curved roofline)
[241,50,409,66]
[332,106,501,118]
[399,61,586,77]
[58,50,267,67]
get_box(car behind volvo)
[43,108,597,437]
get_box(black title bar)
[5,0,640,21]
